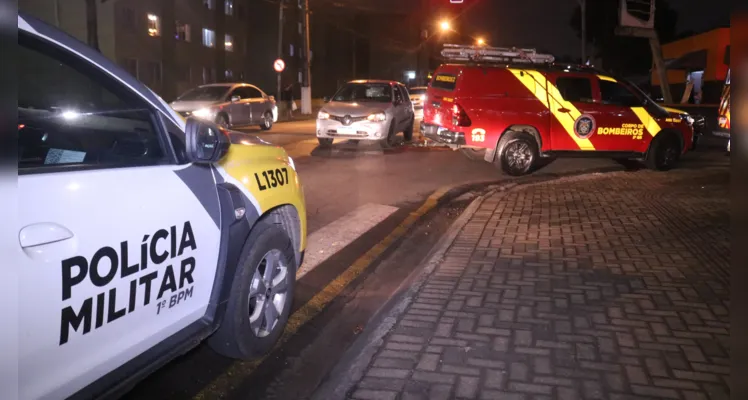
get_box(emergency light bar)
[441,44,555,64]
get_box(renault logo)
[343,115,352,126]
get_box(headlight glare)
[193,108,215,119]
[367,112,386,122]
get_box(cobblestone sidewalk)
[344,166,730,400]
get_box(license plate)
[337,126,356,135]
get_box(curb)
[309,167,629,399]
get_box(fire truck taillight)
[452,103,471,127]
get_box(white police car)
[14,14,307,400]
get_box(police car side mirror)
[185,117,231,164]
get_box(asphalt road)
[124,119,729,400]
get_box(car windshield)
[409,88,427,95]
[623,80,668,115]
[176,86,229,101]
[333,83,392,103]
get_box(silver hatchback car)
[170,83,278,130]
[316,80,415,147]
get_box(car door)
[547,74,601,151]
[226,86,251,126]
[596,78,652,153]
[16,30,221,400]
[245,86,267,124]
[392,85,409,131]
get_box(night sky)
[445,0,730,59]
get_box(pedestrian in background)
[283,83,295,119]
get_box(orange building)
[651,28,730,105]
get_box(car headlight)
[318,111,330,120]
[679,113,694,126]
[193,108,216,119]
[367,112,386,122]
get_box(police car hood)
[170,100,222,112]
[323,101,390,117]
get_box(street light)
[476,38,485,46]
[439,20,451,32]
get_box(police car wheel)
[208,221,297,360]
[216,114,230,129]
[646,134,680,171]
[497,134,538,176]
[260,112,273,131]
[318,138,333,148]
[403,117,414,142]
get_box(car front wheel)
[646,133,681,171]
[208,221,297,359]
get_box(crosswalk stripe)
[297,203,399,278]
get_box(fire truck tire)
[495,131,538,176]
[646,132,681,171]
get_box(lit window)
[225,69,233,79]
[203,0,214,10]
[298,22,302,34]
[289,44,294,56]
[202,28,216,48]
[147,14,161,37]
[225,34,234,51]
[176,22,191,42]
[225,0,234,15]
[405,71,416,80]
[298,71,302,83]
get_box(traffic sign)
[273,59,286,73]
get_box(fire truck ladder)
[441,44,555,64]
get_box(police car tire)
[318,138,333,147]
[646,133,681,171]
[260,111,273,131]
[403,117,414,141]
[496,132,538,176]
[208,221,296,360]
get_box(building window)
[298,71,302,83]
[122,58,138,79]
[298,22,302,35]
[147,14,161,37]
[225,69,233,79]
[225,0,234,15]
[175,22,191,42]
[122,8,135,30]
[405,71,416,80]
[143,61,162,88]
[202,28,216,48]
[203,0,214,10]
[224,34,234,51]
[289,44,294,56]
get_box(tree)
[570,0,678,76]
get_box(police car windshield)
[333,83,392,103]
[177,86,230,101]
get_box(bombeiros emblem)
[574,114,597,139]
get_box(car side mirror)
[185,117,230,164]
[323,96,331,103]
[231,95,241,103]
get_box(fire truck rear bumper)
[420,122,466,145]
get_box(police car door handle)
[19,222,74,249]
[558,107,571,113]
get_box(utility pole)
[579,0,586,63]
[301,0,312,114]
[277,0,284,100]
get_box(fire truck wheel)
[646,133,681,171]
[496,132,538,176]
